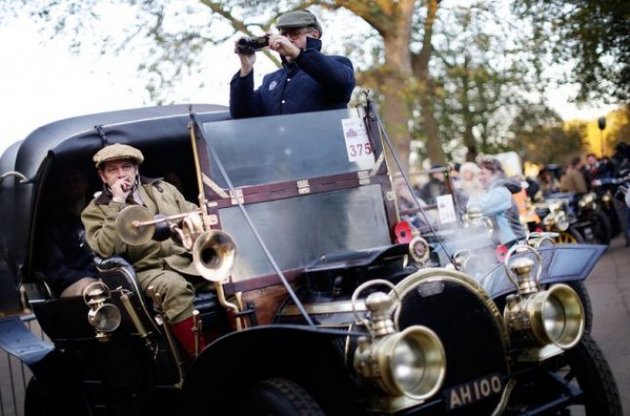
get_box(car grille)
[396,275,509,414]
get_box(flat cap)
[276,10,322,36]
[93,143,144,168]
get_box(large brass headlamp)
[503,245,584,357]
[543,205,569,231]
[578,192,596,209]
[83,281,121,340]
[352,281,446,401]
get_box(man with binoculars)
[230,9,355,118]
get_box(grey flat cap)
[276,10,323,35]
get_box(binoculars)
[235,35,270,55]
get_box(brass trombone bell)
[193,230,237,283]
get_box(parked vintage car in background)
[0,98,622,415]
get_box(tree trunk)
[375,0,416,174]
[460,55,478,161]
[412,0,445,166]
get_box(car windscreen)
[201,109,375,188]
[200,110,391,282]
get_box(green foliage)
[508,103,586,165]
[3,0,617,169]
[512,0,630,102]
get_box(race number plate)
[342,118,372,162]
[445,373,503,410]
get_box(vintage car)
[0,99,622,415]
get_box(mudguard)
[183,324,357,414]
[481,244,606,299]
[0,315,53,366]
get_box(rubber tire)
[591,210,612,245]
[241,378,326,416]
[554,227,584,244]
[24,377,61,416]
[567,280,593,333]
[563,333,623,415]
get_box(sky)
[0,6,618,157]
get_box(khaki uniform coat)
[82,178,202,323]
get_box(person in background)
[82,144,206,358]
[560,156,588,194]
[230,9,355,118]
[458,162,483,200]
[538,167,561,197]
[42,168,98,297]
[419,165,448,206]
[584,153,600,182]
[467,156,526,247]
[613,142,630,246]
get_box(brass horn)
[116,205,203,249]
[192,230,237,283]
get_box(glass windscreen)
[221,185,392,281]
[201,109,375,188]
[200,110,389,282]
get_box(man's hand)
[238,52,256,76]
[111,178,132,203]
[268,34,300,60]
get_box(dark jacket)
[230,37,355,118]
[42,212,97,296]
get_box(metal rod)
[188,119,211,228]
[133,211,198,228]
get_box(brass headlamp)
[351,281,446,403]
[502,245,584,359]
[543,203,569,232]
[83,281,121,340]
[578,192,596,209]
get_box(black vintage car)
[0,99,622,415]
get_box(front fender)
[0,315,53,366]
[183,324,359,414]
[482,244,606,299]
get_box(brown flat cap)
[93,143,144,168]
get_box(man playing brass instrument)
[81,143,205,358]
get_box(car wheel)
[554,227,584,244]
[567,280,593,333]
[591,210,612,245]
[241,378,326,416]
[560,333,622,415]
[25,377,61,416]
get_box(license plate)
[445,373,503,410]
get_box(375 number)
[348,143,372,157]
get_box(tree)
[5,0,450,172]
[508,103,586,165]
[512,0,630,103]
[417,2,543,162]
